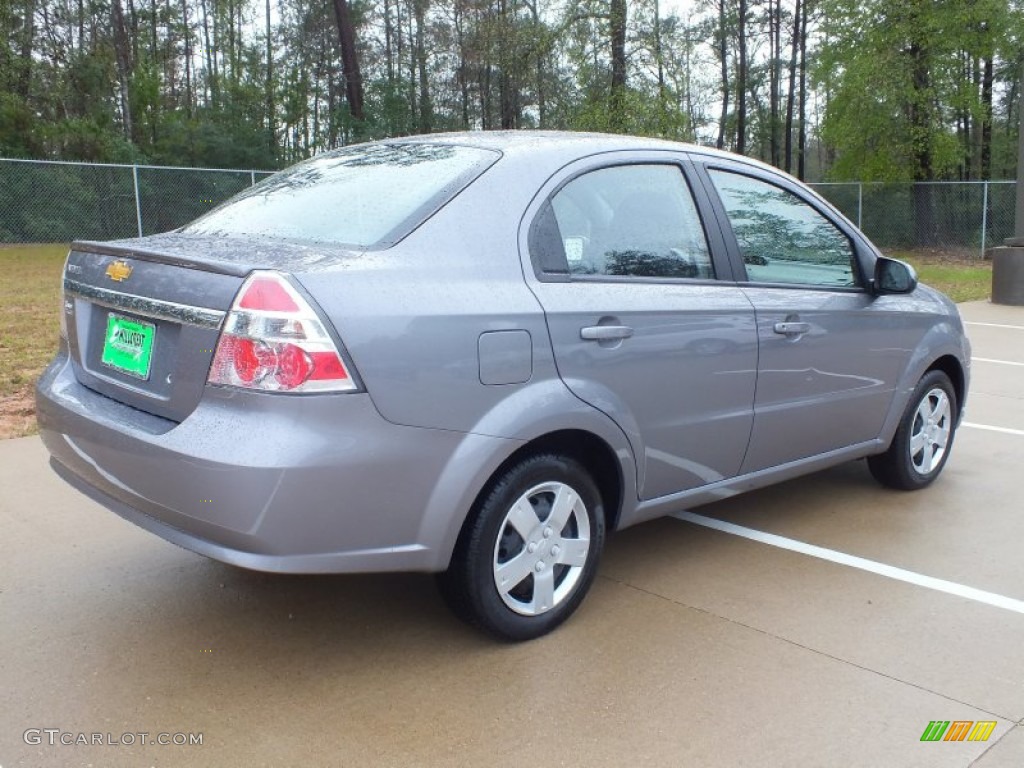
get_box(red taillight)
[307,351,348,380]
[237,275,301,312]
[208,271,357,393]
[275,343,313,388]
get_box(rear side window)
[184,143,499,248]
[538,164,714,280]
[708,169,858,288]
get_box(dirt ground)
[0,391,36,439]
[0,243,65,439]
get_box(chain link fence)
[0,158,273,243]
[0,157,1016,256]
[810,181,1016,256]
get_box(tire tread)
[438,453,605,641]
[868,370,958,491]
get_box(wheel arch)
[489,429,624,532]
[439,428,626,572]
[877,339,969,450]
[925,354,966,419]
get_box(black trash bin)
[992,247,1024,306]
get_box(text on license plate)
[101,313,155,379]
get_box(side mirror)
[873,257,918,295]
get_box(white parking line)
[674,512,1024,615]
[965,321,1024,331]
[972,357,1024,367]
[963,422,1024,437]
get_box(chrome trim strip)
[63,278,226,329]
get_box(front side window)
[184,143,499,248]
[543,165,714,279]
[708,170,858,288]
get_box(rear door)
[697,161,912,472]
[523,152,758,500]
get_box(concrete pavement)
[1,300,1022,767]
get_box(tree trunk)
[200,0,216,105]
[150,0,158,143]
[208,0,218,93]
[654,0,665,109]
[960,58,971,181]
[736,0,747,154]
[227,0,235,84]
[497,0,515,129]
[481,63,491,129]
[609,0,626,132]
[784,0,800,173]
[165,0,178,107]
[235,2,243,82]
[384,0,394,84]
[716,0,729,150]
[453,0,468,128]
[128,0,139,69]
[327,73,338,146]
[331,0,365,121]
[797,0,808,180]
[527,1,545,128]
[313,58,322,155]
[407,0,417,127]
[394,0,405,127]
[413,0,431,132]
[180,0,193,118]
[17,0,36,99]
[265,0,274,160]
[112,0,136,138]
[682,14,696,135]
[768,0,780,166]
[980,54,993,180]
[909,37,935,245]
[499,73,514,129]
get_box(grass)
[889,250,992,303]
[0,244,67,438]
[0,243,995,440]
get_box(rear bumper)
[36,347,518,573]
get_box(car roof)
[391,130,680,151]
[380,130,785,178]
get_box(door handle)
[773,321,811,336]
[580,325,634,341]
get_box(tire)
[437,453,606,641]
[868,370,958,491]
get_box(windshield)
[183,143,499,248]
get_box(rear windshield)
[183,143,499,248]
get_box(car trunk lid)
[63,233,361,422]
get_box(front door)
[703,165,912,472]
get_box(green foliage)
[0,94,41,158]
[569,86,694,140]
[818,0,1023,182]
[0,0,1019,182]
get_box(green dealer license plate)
[101,313,155,380]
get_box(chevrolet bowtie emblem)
[105,260,133,282]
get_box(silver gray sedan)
[37,132,971,640]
